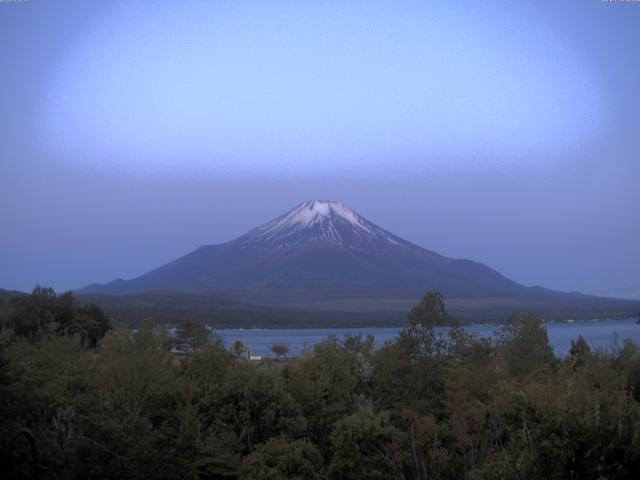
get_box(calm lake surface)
[216,319,640,358]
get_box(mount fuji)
[78,200,638,320]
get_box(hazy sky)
[1,0,639,299]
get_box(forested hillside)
[2,291,640,479]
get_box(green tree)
[271,343,289,360]
[174,319,211,352]
[567,335,591,371]
[6,287,110,347]
[329,409,404,479]
[371,294,456,414]
[409,291,454,328]
[8,285,58,341]
[232,339,249,359]
[240,438,324,480]
[285,337,361,453]
[497,311,556,379]
[72,303,111,348]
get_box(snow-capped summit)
[273,200,367,230]
[242,200,398,248]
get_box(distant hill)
[76,290,638,328]
[2,287,636,327]
[0,287,403,328]
[78,200,640,322]
[0,288,27,302]
[76,291,405,328]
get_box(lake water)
[216,319,640,358]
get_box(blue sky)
[1,0,639,299]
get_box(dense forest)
[2,288,640,479]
